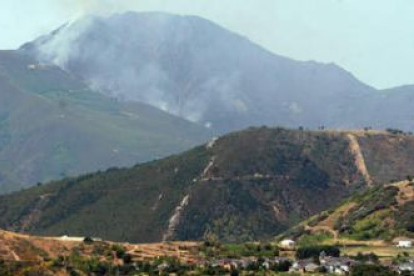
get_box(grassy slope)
[357,134,414,183]
[0,50,210,193]
[284,180,414,244]
[1,128,414,243]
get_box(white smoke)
[35,18,94,67]
[30,9,252,130]
[62,0,137,17]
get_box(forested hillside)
[1,127,413,242]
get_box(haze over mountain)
[0,50,210,194]
[21,12,414,133]
[1,127,414,243]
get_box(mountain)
[20,12,414,133]
[363,85,414,132]
[1,127,414,243]
[281,180,414,244]
[0,50,210,194]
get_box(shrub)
[351,264,397,276]
[272,260,292,272]
[353,252,379,263]
[111,244,126,259]
[122,253,132,264]
[295,245,340,259]
[83,236,94,244]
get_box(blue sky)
[1,0,413,89]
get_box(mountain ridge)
[1,127,414,243]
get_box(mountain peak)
[20,11,379,133]
[18,11,414,133]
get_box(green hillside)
[0,50,210,193]
[1,127,413,243]
[281,180,414,244]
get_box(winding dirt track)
[347,134,372,186]
[304,225,339,240]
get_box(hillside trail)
[304,225,339,240]
[347,134,373,186]
[0,238,21,261]
[162,195,190,242]
[10,249,21,261]
[303,202,357,242]
[162,137,220,241]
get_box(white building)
[398,262,414,273]
[397,240,413,248]
[58,235,85,242]
[279,239,295,248]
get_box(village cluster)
[164,238,414,275]
[179,253,414,275]
[188,254,356,274]
[150,252,414,275]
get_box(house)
[262,260,271,270]
[320,256,356,275]
[396,262,414,274]
[192,260,209,268]
[56,235,103,242]
[239,257,257,269]
[290,259,320,273]
[306,262,321,273]
[58,235,85,242]
[157,262,170,272]
[397,240,413,248]
[273,256,292,263]
[211,259,242,270]
[279,239,295,248]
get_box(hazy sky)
[1,0,413,89]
